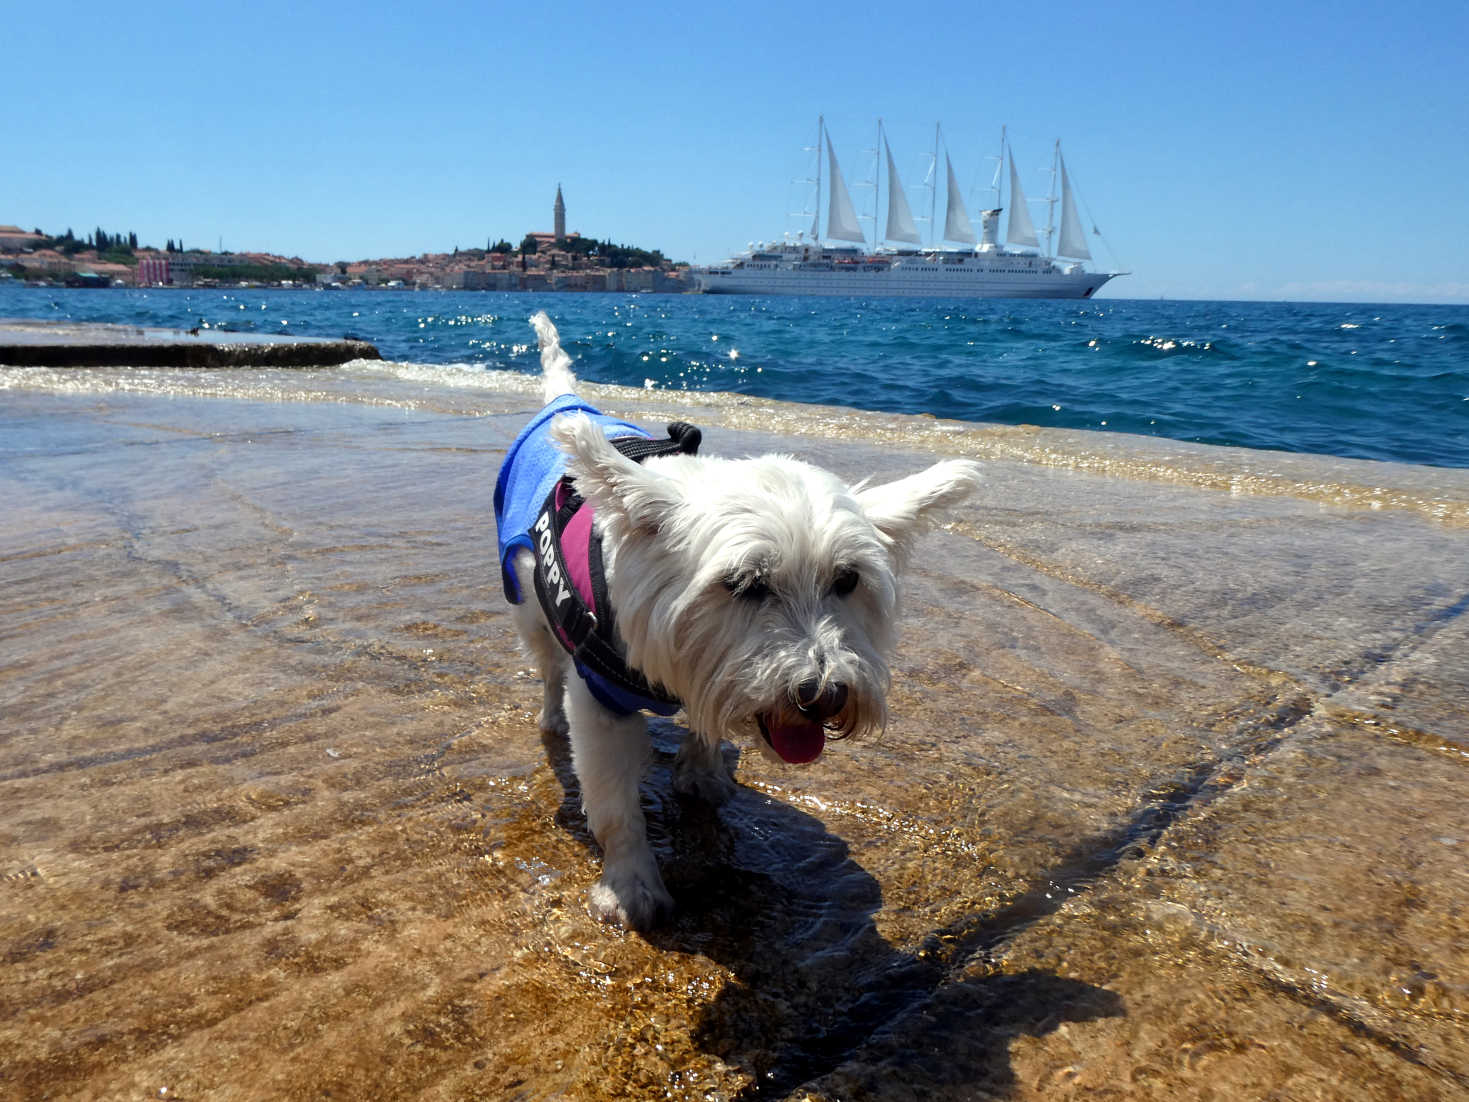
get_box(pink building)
[137,257,171,285]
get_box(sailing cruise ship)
[692,118,1123,299]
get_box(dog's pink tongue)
[764,715,826,764]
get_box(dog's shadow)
[542,720,1124,1099]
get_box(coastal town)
[0,187,690,294]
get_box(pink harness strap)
[561,506,596,608]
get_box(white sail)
[1056,151,1092,260]
[1006,150,1039,248]
[884,141,921,245]
[825,132,867,244]
[689,122,1123,298]
[943,153,977,244]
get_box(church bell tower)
[553,184,566,242]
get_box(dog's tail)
[529,311,578,404]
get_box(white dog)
[494,312,980,929]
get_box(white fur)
[510,311,981,929]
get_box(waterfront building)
[137,257,171,286]
[458,269,519,291]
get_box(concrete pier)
[0,318,381,367]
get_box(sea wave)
[3,286,1467,467]
[4,361,1465,527]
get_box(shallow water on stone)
[2,367,1466,1099]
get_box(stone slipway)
[1,378,1466,1101]
[0,317,380,367]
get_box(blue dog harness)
[494,394,701,716]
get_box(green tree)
[519,234,539,255]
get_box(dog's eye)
[723,574,770,602]
[832,568,860,597]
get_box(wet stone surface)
[1,373,1467,1100]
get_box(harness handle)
[606,421,701,463]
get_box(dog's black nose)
[795,680,848,722]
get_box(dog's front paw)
[537,707,569,738]
[589,860,674,930]
[672,759,737,806]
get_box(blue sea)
[3,285,1466,468]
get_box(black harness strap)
[531,422,701,709]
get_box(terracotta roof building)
[0,225,48,252]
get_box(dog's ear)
[550,413,680,530]
[854,459,981,559]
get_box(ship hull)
[692,265,1115,299]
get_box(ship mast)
[872,118,883,253]
[1043,138,1060,257]
[929,123,940,249]
[992,124,1006,211]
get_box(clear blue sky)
[8,0,1468,302]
